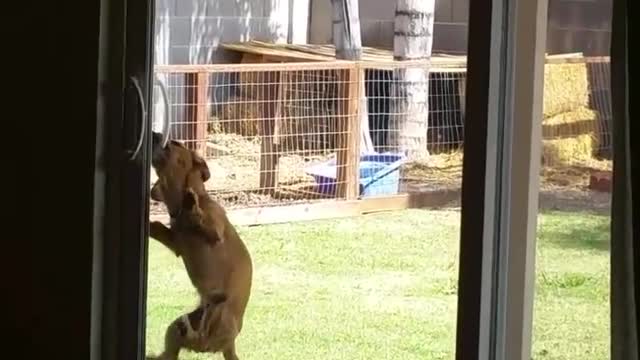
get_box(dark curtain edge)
[610,0,639,358]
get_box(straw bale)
[541,106,598,139]
[543,62,589,117]
[542,133,596,166]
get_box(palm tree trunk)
[388,0,435,158]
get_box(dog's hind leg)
[219,310,240,360]
[148,309,208,360]
[222,342,239,360]
[146,319,183,360]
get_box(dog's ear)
[193,153,210,182]
[182,188,199,211]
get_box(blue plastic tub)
[305,153,406,197]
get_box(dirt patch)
[401,153,611,214]
[204,133,332,193]
[402,151,464,191]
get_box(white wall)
[154,0,307,66]
[308,0,469,53]
[152,0,312,134]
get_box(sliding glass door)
[91,0,554,358]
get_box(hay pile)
[211,95,262,137]
[541,60,597,166]
[541,106,599,166]
[214,70,340,153]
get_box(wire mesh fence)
[363,67,466,154]
[153,62,362,209]
[361,63,466,194]
[150,56,612,212]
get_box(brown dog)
[147,133,253,360]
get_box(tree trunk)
[388,0,435,158]
[331,0,374,154]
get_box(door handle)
[127,76,148,161]
[154,74,171,147]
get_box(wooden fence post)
[336,65,361,200]
[259,71,283,192]
[331,0,374,153]
[183,71,209,154]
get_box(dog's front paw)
[150,181,164,202]
[150,220,165,228]
[149,221,167,236]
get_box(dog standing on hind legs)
[147,132,252,360]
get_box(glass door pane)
[533,1,613,358]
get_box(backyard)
[145,208,610,360]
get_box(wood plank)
[335,67,360,200]
[149,189,462,227]
[195,71,209,155]
[358,189,461,213]
[240,53,265,64]
[221,41,595,67]
[228,200,362,226]
[150,200,362,227]
[258,71,282,192]
[182,72,209,152]
[155,61,357,73]
[458,76,467,121]
[272,71,286,145]
[220,40,470,67]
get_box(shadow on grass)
[538,212,610,251]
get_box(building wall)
[152,0,307,130]
[308,0,469,54]
[154,0,612,68]
[546,0,612,56]
[155,0,302,66]
[308,0,611,56]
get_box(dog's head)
[151,132,210,214]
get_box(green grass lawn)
[145,209,610,360]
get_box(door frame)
[92,0,156,357]
[455,0,547,358]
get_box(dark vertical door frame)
[609,0,639,358]
[455,0,509,353]
[456,0,548,358]
[92,0,155,357]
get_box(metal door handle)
[154,74,171,147]
[127,76,147,161]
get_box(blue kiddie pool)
[305,152,407,197]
